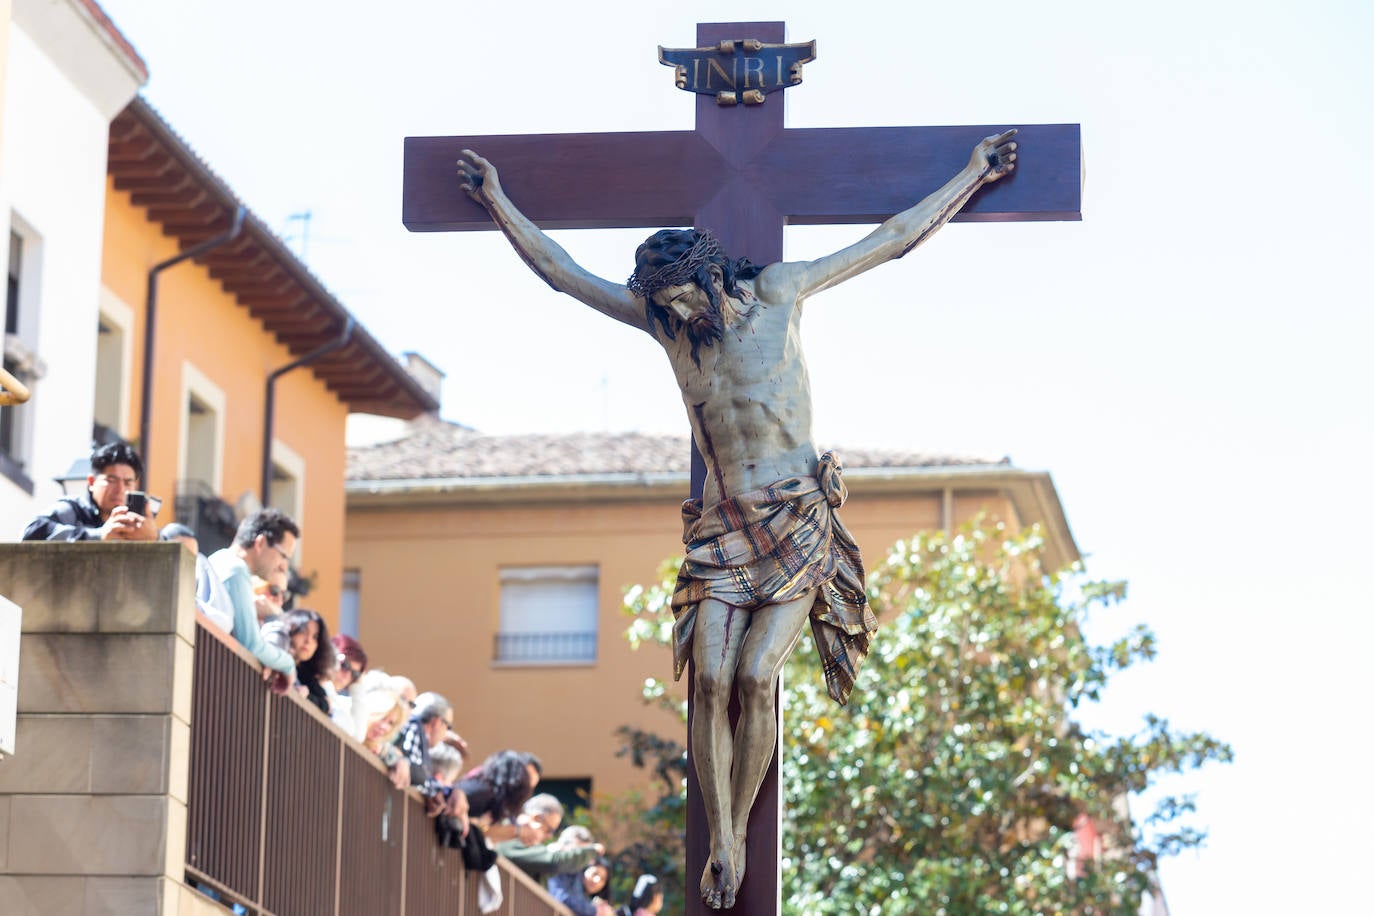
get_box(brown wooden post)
[681,24,787,913]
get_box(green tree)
[612,523,1231,915]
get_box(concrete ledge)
[0,795,9,871]
[4,794,169,875]
[167,876,236,915]
[0,715,172,794]
[0,875,85,915]
[17,633,177,715]
[0,875,230,916]
[85,876,164,915]
[0,545,235,914]
[0,542,195,640]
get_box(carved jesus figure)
[457,130,1017,910]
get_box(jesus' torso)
[651,277,818,508]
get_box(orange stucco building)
[344,416,1078,802]
[98,98,434,619]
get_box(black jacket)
[22,491,105,541]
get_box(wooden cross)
[403,20,1081,914]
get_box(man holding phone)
[22,442,159,541]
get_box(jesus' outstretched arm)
[456,150,649,332]
[757,130,1018,305]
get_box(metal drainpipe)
[138,205,246,482]
[261,317,355,506]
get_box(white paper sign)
[0,594,21,757]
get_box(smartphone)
[126,491,148,515]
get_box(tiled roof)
[347,413,1008,482]
[83,0,150,81]
[108,98,438,418]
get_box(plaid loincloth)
[670,452,879,706]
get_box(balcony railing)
[492,630,597,663]
[189,618,571,916]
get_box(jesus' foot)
[700,846,741,910]
[728,828,749,893]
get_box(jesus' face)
[652,264,726,346]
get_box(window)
[92,288,134,438]
[339,569,361,638]
[2,225,42,492]
[1,233,24,469]
[185,395,216,486]
[179,363,225,494]
[496,565,599,664]
[268,438,305,525]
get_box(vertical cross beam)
[683,25,787,914]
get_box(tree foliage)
[609,523,1231,916]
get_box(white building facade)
[0,0,145,534]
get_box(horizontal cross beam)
[402,123,1081,233]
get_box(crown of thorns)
[627,230,726,299]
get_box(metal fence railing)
[492,631,597,663]
[187,617,570,916]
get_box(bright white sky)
[94,1,1373,910]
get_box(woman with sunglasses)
[251,571,291,623]
[325,633,369,733]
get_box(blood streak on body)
[692,402,728,491]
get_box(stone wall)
[0,541,226,915]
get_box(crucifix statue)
[404,21,1080,913]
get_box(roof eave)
[109,98,438,419]
[345,463,1080,567]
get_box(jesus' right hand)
[457,150,500,204]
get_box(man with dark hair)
[201,508,301,681]
[22,442,158,541]
[458,130,1019,908]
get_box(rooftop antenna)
[284,210,312,260]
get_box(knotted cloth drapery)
[670,451,879,705]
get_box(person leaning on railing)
[261,609,334,712]
[349,670,411,789]
[550,855,617,916]
[201,509,301,690]
[432,740,497,871]
[22,442,159,542]
[460,749,544,841]
[496,809,607,887]
[396,692,472,825]
[159,523,234,634]
[251,570,291,623]
[323,633,369,734]
[429,741,465,788]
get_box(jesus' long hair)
[630,229,762,364]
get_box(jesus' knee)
[694,665,733,711]
[734,666,777,715]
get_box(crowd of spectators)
[21,442,666,915]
